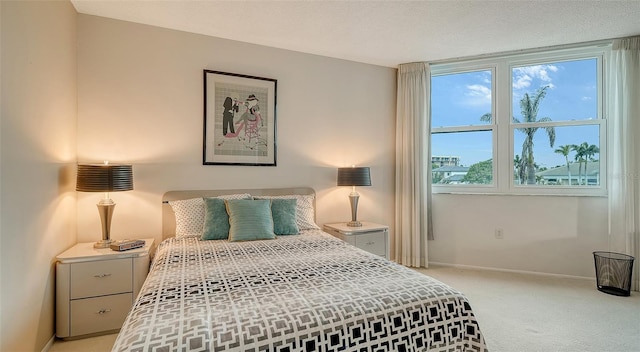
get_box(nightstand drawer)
[70,292,132,336]
[354,232,386,256]
[324,222,389,259]
[70,259,132,299]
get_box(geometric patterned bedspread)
[112,230,488,352]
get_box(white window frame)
[430,45,609,196]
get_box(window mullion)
[495,61,511,193]
[515,120,601,129]
[432,125,492,134]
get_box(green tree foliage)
[462,159,493,184]
[432,163,444,184]
[554,145,573,186]
[513,155,525,184]
[572,142,586,184]
[572,142,600,185]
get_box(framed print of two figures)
[203,70,277,166]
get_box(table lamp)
[76,162,133,248]
[337,166,371,227]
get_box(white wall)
[0,1,77,351]
[76,16,397,247]
[429,194,608,278]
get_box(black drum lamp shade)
[337,167,372,187]
[76,164,133,192]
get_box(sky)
[431,58,600,170]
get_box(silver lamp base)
[94,239,114,249]
[347,191,362,227]
[94,199,115,249]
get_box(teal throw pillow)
[202,197,231,240]
[271,199,299,235]
[225,199,276,242]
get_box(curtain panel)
[607,36,640,291]
[395,62,432,268]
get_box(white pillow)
[168,193,251,237]
[253,194,320,230]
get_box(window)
[431,70,494,186]
[430,46,607,195]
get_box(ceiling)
[70,0,640,68]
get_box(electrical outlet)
[495,228,504,239]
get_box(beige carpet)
[49,332,117,352]
[417,266,640,352]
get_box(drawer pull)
[365,241,375,245]
[93,273,112,278]
[96,309,112,315]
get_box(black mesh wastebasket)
[593,251,635,296]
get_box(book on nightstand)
[110,239,145,251]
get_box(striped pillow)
[225,199,276,242]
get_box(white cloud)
[464,84,491,106]
[513,74,532,89]
[581,96,592,101]
[512,64,558,90]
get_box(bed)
[112,188,487,352]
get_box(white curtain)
[607,36,640,291]
[395,62,432,268]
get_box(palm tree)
[583,143,600,185]
[480,86,555,185]
[554,145,573,185]
[514,86,555,184]
[480,113,492,123]
[572,142,587,185]
[513,155,525,184]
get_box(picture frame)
[203,70,277,166]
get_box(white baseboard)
[427,261,596,282]
[42,335,55,352]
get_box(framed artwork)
[203,70,277,166]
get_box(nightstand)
[324,222,389,259]
[55,238,155,339]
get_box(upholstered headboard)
[161,187,316,240]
